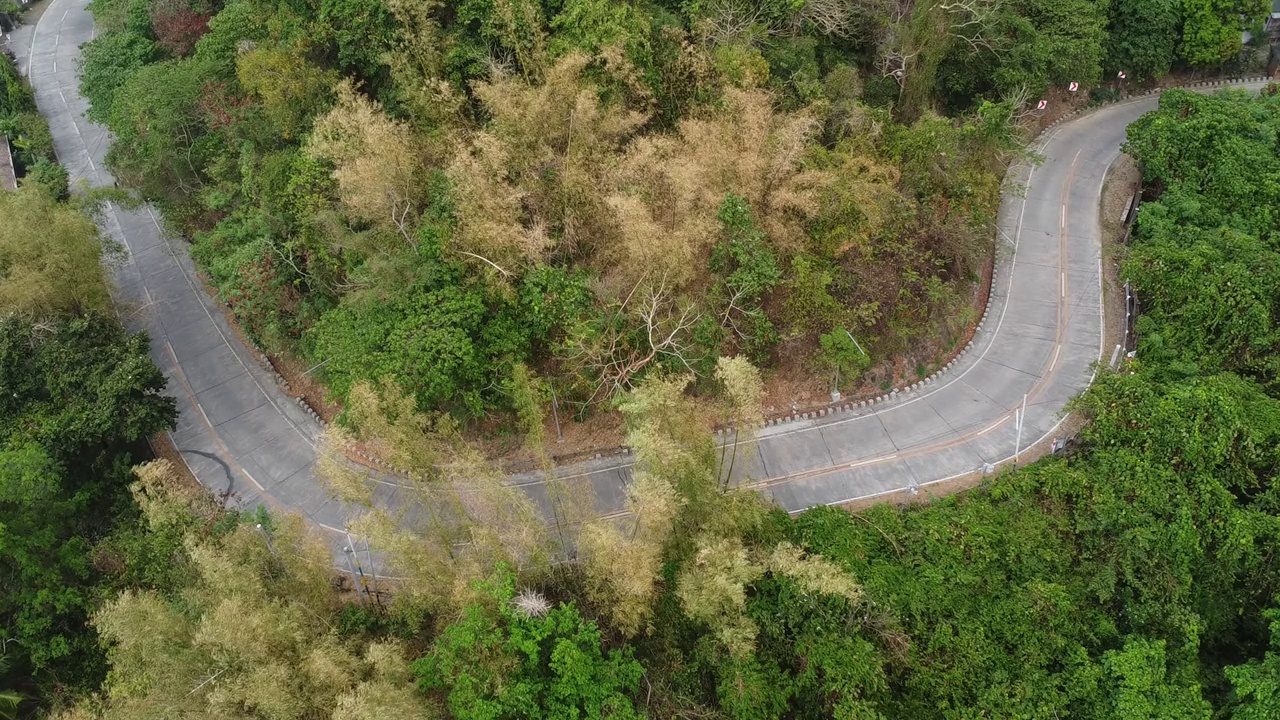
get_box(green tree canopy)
[1124,89,1280,388]
[78,30,159,124]
[1179,0,1269,65]
[0,314,176,699]
[1107,0,1181,80]
[0,186,113,319]
[413,570,644,720]
[1225,599,1280,719]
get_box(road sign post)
[1014,393,1027,464]
[364,534,380,604]
[549,382,564,443]
[843,329,867,357]
[344,528,369,602]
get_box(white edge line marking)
[163,340,345,540]
[977,416,1006,436]
[552,120,1079,484]
[559,85,1269,484]
[793,409,1079,514]
[554,96,1177,490]
[672,90,1275,538]
[37,0,1259,520]
[550,83,1244,488]
[34,2,330,510]
[805,120,1124,511]
[765,119,1078,438]
[142,207,317,450]
[25,6,43,77]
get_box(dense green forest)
[75,0,1271,422]
[11,74,1280,717]
[0,53,179,719]
[8,0,1280,718]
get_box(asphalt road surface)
[15,0,1268,552]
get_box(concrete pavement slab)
[180,343,255,395]
[160,312,229,359]
[756,430,837,479]
[824,418,898,464]
[197,376,268,426]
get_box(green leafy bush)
[0,314,176,700]
[819,326,870,385]
[79,30,159,123]
[413,570,645,720]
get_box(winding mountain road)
[14,0,1264,548]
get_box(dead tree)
[565,275,703,407]
[876,0,1002,88]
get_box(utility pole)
[255,523,276,558]
[342,528,365,603]
[302,357,332,376]
[363,534,380,605]
[1013,393,1027,464]
[1014,408,1022,464]
[843,329,867,357]
[549,382,564,443]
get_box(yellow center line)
[736,150,1084,493]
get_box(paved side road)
[513,106,1111,504]
[536,82,1270,509]
[18,0,359,539]
[20,0,1253,549]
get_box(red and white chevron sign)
[1117,71,1126,79]
[1037,99,1048,110]
[1068,81,1079,92]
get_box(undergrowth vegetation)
[31,89,1280,720]
[76,0,1270,423]
[1,48,178,719]
[8,2,1280,719]
[0,48,67,196]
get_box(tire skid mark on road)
[45,0,1242,538]
[546,120,1093,492]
